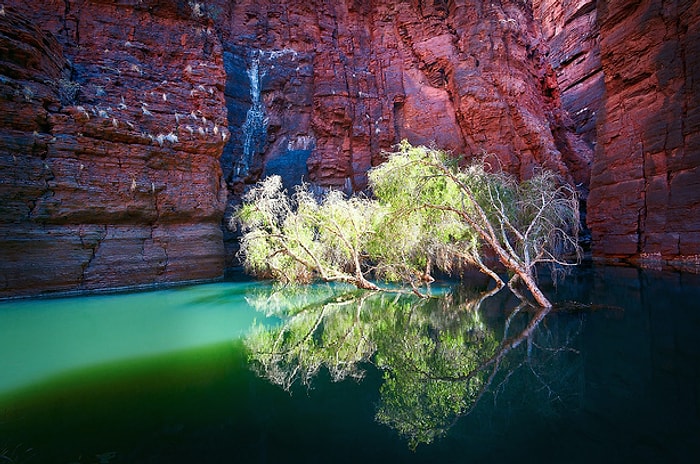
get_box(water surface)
[0,266,698,463]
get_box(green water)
[0,266,699,463]
[0,281,279,395]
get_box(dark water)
[0,266,699,463]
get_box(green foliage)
[245,289,379,390]
[236,175,311,283]
[236,142,580,306]
[373,301,496,449]
[244,285,502,448]
[244,285,582,448]
[369,142,581,306]
[236,176,380,289]
[368,142,480,284]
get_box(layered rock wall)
[0,1,228,296]
[218,0,591,192]
[534,0,603,150]
[215,0,592,264]
[7,0,696,296]
[587,0,700,265]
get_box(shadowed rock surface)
[588,0,700,266]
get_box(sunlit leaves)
[236,142,580,305]
[236,176,380,289]
[369,142,581,306]
[368,142,481,283]
[373,301,497,449]
[245,290,378,390]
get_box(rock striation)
[218,0,591,192]
[536,0,700,267]
[1,0,697,297]
[0,2,228,296]
[587,0,700,266]
[215,0,592,264]
[534,0,603,150]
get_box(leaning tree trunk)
[510,269,552,308]
[352,274,380,291]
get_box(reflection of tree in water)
[373,291,498,447]
[245,284,379,390]
[245,285,583,448]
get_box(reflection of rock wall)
[587,1,700,265]
[0,2,228,297]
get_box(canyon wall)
[534,0,603,150]
[536,0,700,267]
[1,0,697,297]
[586,0,700,266]
[218,0,592,192]
[213,0,592,265]
[588,0,700,266]
[1,0,591,296]
[0,1,228,296]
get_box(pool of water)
[0,266,699,463]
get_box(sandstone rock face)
[218,0,591,192]
[215,0,592,264]
[0,0,596,296]
[534,0,603,150]
[11,0,677,297]
[587,0,700,266]
[0,2,228,297]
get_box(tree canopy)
[369,142,581,306]
[236,176,381,290]
[235,142,581,307]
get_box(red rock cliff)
[214,0,592,264]
[586,0,700,266]
[9,0,698,296]
[218,0,590,191]
[1,1,228,296]
[534,0,603,151]
[2,0,592,296]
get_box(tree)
[235,176,381,290]
[368,144,496,288]
[236,143,581,307]
[369,142,581,307]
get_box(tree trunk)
[512,270,551,308]
[354,276,380,291]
